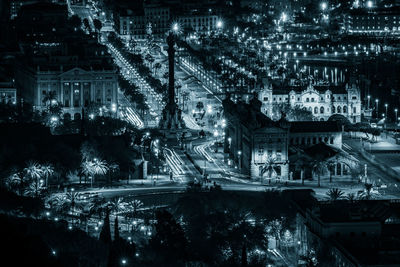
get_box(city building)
[297,200,400,267]
[175,14,220,33]
[258,81,362,123]
[15,54,118,120]
[223,94,290,180]
[115,4,170,40]
[0,81,17,105]
[346,7,400,34]
[223,94,346,181]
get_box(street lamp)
[385,103,388,118]
[367,1,373,9]
[367,95,370,109]
[216,20,223,29]
[172,23,179,34]
[321,2,327,11]
[395,108,398,123]
[238,150,242,170]
[375,99,379,117]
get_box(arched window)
[320,106,324,114]
[306,98,310,102]
[337,106,341,113]
[314,107,318,114]
[332,106,335,113]
[343,106,347,113]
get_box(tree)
[42,91,57,106]
[127,199,143,223]
[196,101,204,111]
[50,192,84,222]
[83,18,91,32]
[99,210,112,244]
[311,159,328,187]
[326,188,344,201]
[41,163,54,188]
[69,14,82,30]
[91,158,109,187]
[93,19,102,33]
[149,210,188,264]
[359,183,376,200]
[24,161,43,197]
[346,193,357,203]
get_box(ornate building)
[223,94,344,181]
[258,81,362,123]
[223,94,290,180]
[16,60,118,120]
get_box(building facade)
[223,94,344,181]
[116,5,170,40]
[16,64,118,119]
[223,95,290,181]
[346,9,400,34]
[0,82,17,105]
[258,82,362,123]
[176,14,220,33]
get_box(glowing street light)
[395,108,398,123]
[216,20,223,29]
[367,1,373,8]
[385,103,388,118]
[281,12,287,22]
[321,2,327,11]
[172,23,179,33]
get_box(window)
[343,106,347,113]
[263,97,268,101]
[306,98,310,102]
[330,137,334,144]
[353,107,356,113]
[297,97,300,101]
[311,98,315,102]
[314,107,318,114]
[312,137,316,144]
[352,96,357,100]
[332,106,335,113]
[320,106,324,114]
[337,106,341,113]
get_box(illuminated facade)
[16,64,118,119]
[346,10,400,33]
[259,82,362,123]
[116,5,170,40]
[176,15,220,33]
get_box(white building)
[116,5,170,40]
[258,82,362,123]
[176,14,220,33]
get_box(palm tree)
[360,183,376,200]
[311,159,328,187]
[90,158,109,187]
[42,91,57,106]
[127,199,143,222]
[24,161,43,197]
[261,157,277,184]
[5,170,22,194]
[88,196,108,219]
[52,192,84,223]
[107,197,127,229]
[346,192,357,203]
[81,160,94,185]
[326,188,344,201]
[41,163,54,188]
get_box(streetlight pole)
[395,108,398,124]
[367,95,370,109]
[375,99,379,118]
[238,150,242,170]
[385,103,388,119]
